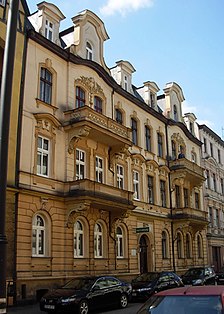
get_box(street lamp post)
[0,0,19,312]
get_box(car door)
[155,274,171,293]
[89,278,109,310]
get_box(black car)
[182,266,216,286]
[131,271,184,301]
[214,266,224,285]
[39,275,132,314]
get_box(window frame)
[116,164,124,189]
[175,185,181,208]
[95,156,103,183]
[94,96,103,114]
[162,231,168,259]
[195,192,200,209]
[131,118,138,146]
[183,188,189,207]
[94,223,103,258]
[147,175,154,204]
[116,226,124,258]
[145,126,151,152]
[39,67,52,104]
[133,170,140,200]
[37,135,50,177]
[74,220,84,258]
[160,180,166,207]
[32,215,46,257]
[177,232,183,259]
[157,133,163,158]
[75,86,85,108]
[75,149,85,180]
[197,234,203,259]
[45,19,54,41]
[86,42,93,60]
[115,108,123,124]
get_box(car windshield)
[133,273,159,282]
[62,278,95,290]
[184,268,204,276]
[142,295,222,314]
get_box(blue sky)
[27,0,224,138]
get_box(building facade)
[198,124,224,271]
[15,1,208,303]
[0,0,29,304]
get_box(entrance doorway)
[212,246,221,272]
[139,235,148,273]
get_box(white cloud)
[100,0,154,16]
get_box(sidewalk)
[7,303,41,313]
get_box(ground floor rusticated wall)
[14,190,208,303]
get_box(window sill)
[36,98,58,114]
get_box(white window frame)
[86,42,93,60]
[133,170,140,200]
[32,215,45,257]
[74,221,84,258]
[116,164,124,189]
[94,223,103,258]
[116,226,124,258]
[96,156,103,183]
[45,19,53,41]
[76,149,85,180]
[37,136,50,177]
[124,75,128,91]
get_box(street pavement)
[7,301,142,313]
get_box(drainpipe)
[165,123,176,272]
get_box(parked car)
[131,271,184,301]
[137,285,224,314]
[182,266,216,286]
[215,266,224,285]
[39,275,132,314]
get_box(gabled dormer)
[184,112,197,136]
[162,82,185,122]
[136,81,160,109]
[110,60,135,94]
[60,10,109,72]
[28,1,65,46]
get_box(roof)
[157,286,224,296]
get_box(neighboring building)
[0,0,29,304]
[16,1,207,303]
[198,124,224,271]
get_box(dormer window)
[190,121,194,134]
[86,42,93,60]
[45,19,53,41]
[124,75,128,91]
[150,93,155,108]
[173,105,178,121]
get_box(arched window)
[74,220,84,258]
[76,86,85,108]
[94,96,102,114]
[94,223,103,258]
[32,215,45,256]
[157,133,163,157]
[116,226,124,258]
[197,234,203,258]
[86,42,93,60]
[131,118,138,145]
[177,232,183,259]
[186,233,192,258]
[162,231,168,259]
[173,105,178,121]
[39,67,52,104]
[115,109,123,124]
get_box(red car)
[137,285,224,314]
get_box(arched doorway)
[139,235,149,273]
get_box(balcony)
[170,207,208,231]
[169,158,205,188]
[63,106,132,153]
[66,179,135,213]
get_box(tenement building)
[15,1,208,303]
[198,124,224,271]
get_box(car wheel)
[78,299,89,314]
[119,293,128,309]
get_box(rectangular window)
[221,178,224,195]
[210,142,213,157]
[206,170,210,189]
[37,136,49,176]
[184,188,189,207]
[94,96,102,113]
[131,118,138,145]
[195,192,199,209]
[45,19,53,41]
[218,149,221,164]
[76,86,85,108]
[175,185,181,208]
[40,67,52,104]
[157,133,163,157]
[116,164,124,189]
[204,138,207,153]
[216,209,220,228]
[76,149,85,180]
[96,156,103,183]
[133,171,140,200]
[145,126,151,151]
[209,207,213,227]
[160,180,166,207]
[147,175,154,204]
[213,173,217,192]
